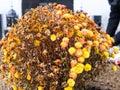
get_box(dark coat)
[108,0,120,6]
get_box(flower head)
[50,34,56,41]
[68,47,76,55]
[34,40,41,46]
[38,86,43,90]
[84,63,92,72]
[112,65,117,72]
[64,87,72,90]
[67,78,75,87]
[69,71,77,79]
[27,74,31,80]
[71,63,84,74]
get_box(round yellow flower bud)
[27,74,31,80]
[83,51,90,59]
[64,87,72,90]
[80,13,85,18]
[103,51,109,58]
[50,34,56,41]
[74,42,82,49]
[78,57,85,63]
[38,86,43,90]
[84,63,92,72]
[34,40,41,46]
[67,78,75,87]
[113,46,119,54]
[112,65,117,72]
[68,47,76,55]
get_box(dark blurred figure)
[106,0,120,46]
[22,0,73,15]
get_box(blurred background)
[0,0,120,39]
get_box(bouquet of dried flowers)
[0,3,118,90]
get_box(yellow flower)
[3,50,7,55]
[13,53,17,60]
[112,65,117,72]
[74,42,82,49]
[56,31,63,37]
[3,56,10,63]
[68,47,76,55]
[83,51,90,59]
[87,30,94,37]
[12,85,17,90]
[64,87,73,90]
[82,48,90,58]
[67,78,75,87]
[78,57,85,63]
[84,63,92,72]
[74,25,80,30]
[60,41,68,48]
[56,10,62,15]
[113,46,119,54]
[50,34,56,41]
[18,87,23,90]
[76,63,84,68]
[62,13,73,19]
[27,74,31,80]
[80,13,85,18]
[38,86,43,90]
[110,53,115,58]
[71,63,84,74]
[14,37,21,45]
[43,24,48,28]
[94,47,99,53]
[105,34,111,40]
[92,40,99,46]
[62,37,69,43]
[76,30,82,37]
[82,47,90,53]
[34,40,41,46]
[14,72,20,79]
[103,51,109,58]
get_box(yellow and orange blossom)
[69,71,77,79]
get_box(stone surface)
[85,63,120,90]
